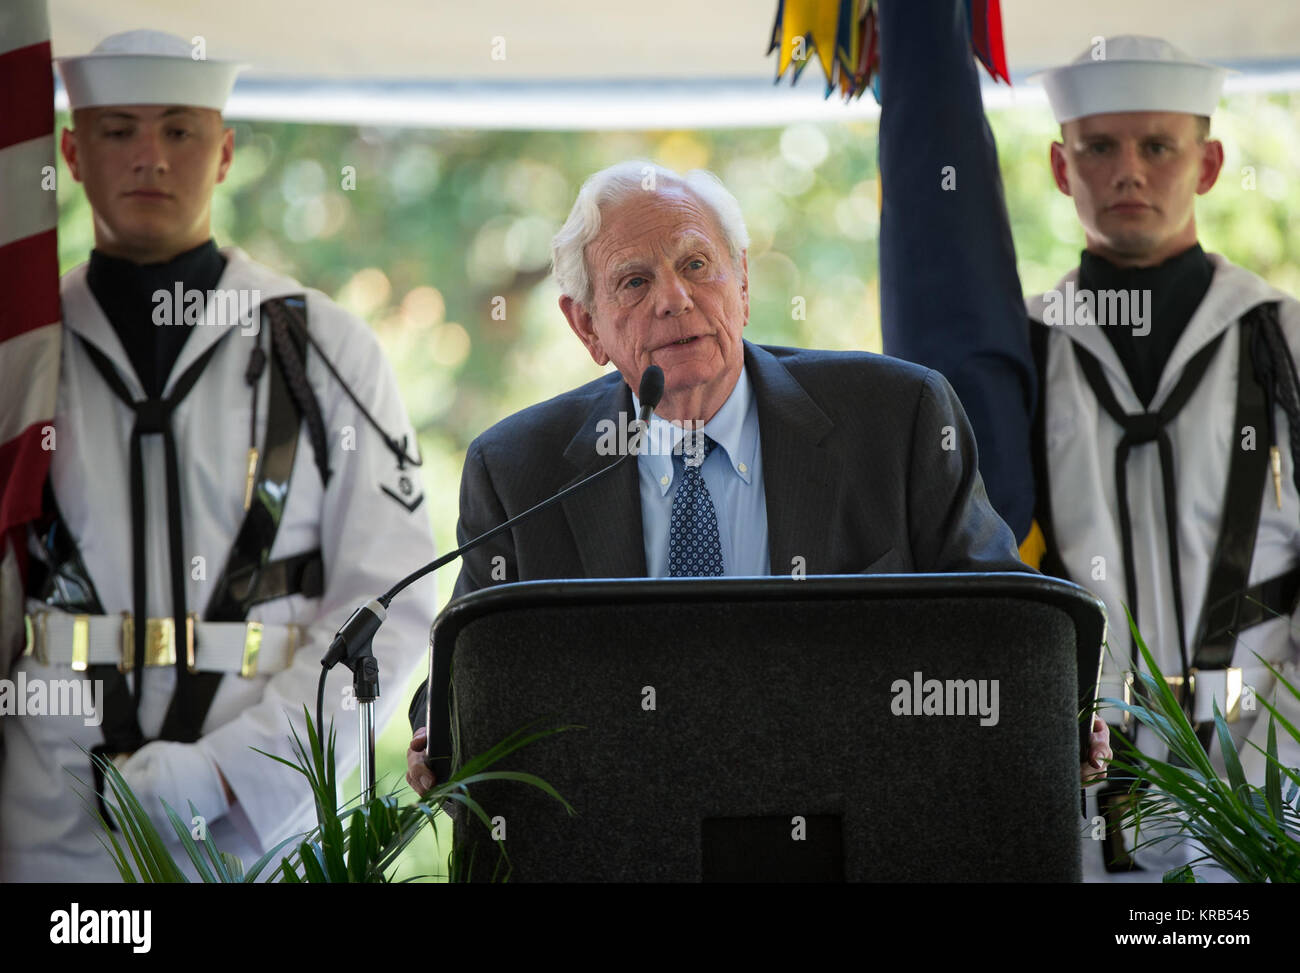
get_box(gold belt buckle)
[1165,667,1243,723]
[22,612,50,665]
[1162,672,1189,707]
[23,612,87,669]
[70,614,90,671]
[241,622,263,678]
[1121,671,1136,731]
[1224,667,1244,723]
[121,613,196,671]
[240,622,300,677]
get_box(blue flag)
[877,0,1035,542]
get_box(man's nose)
[653,272,692,317]
[132,129,167,174]
[1111,141,1146,189]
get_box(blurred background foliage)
[53,88,1300,879]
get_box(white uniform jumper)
[1,247,436,881]
[1028,253,1300,878]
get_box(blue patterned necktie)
[668,433,723,577]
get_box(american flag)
[0,0,60,670]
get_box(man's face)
[1050,111,1223,267]
[61,105,233,264]
[560,184,749,423]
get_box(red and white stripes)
[1,0,60,662]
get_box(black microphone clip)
[322,598,387,672]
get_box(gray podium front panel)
[431,575,1103,882]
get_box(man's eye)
[1147,143,1169,155]
[105,130,131,139]
[168,128,191,139]
[687,259,705,270]
[626,277,646,289]
[1086,143,1110,154]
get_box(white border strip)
[0,0,51,57]
[0,135,57,248]
[50,64,1300,130]
[0,323,61,444]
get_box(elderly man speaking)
[407,161,1111,785]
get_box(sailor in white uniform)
[1027,36,1300,879]
[0,30,437,881]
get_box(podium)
[423,573,1106,881]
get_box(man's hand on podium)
[406,726,435,793]
[1081,716,1112,785]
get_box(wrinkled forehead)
[1063,110,1201,140]
[590,187,727,268]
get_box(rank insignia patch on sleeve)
[381,472,424,512]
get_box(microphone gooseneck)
[321,364,667,673]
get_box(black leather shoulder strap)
[1193,302,1285,668]
[206,295,324,623]
[267,296,331,487]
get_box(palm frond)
[82,710,572,883]
[1097,607,1300,882]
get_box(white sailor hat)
[55,29,246,111]
[1033,36,1227,124]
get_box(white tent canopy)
[49,0,1300,127]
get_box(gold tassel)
[243,446,259,511]
[1272,445,1283,509]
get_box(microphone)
[636,363,664,424]
[321,364,665,672]
[321,599,385,670]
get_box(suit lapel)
[555,346,841,579]
[744,343,842,576]
[560,377,648,578]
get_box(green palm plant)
[80,710,574,882]
[1101,612,1300,882]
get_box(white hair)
[550,161,750,306]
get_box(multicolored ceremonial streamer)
[769,0,1009,101]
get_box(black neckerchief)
[1078,244,1214,408]
[86,240,228,398]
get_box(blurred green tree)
[53,88,1300,879]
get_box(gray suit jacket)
[410,341,1027,729]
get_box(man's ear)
[215,125,235,184]
[1049,141,1072,197]
[560,295,608,366]
[1196,138,1225,195]
[60,128,82,183]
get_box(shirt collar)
[632,365,759,496]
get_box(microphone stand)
[318,365,665,801]
[319,598,385,801]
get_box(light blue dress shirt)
[631,366,771,577]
